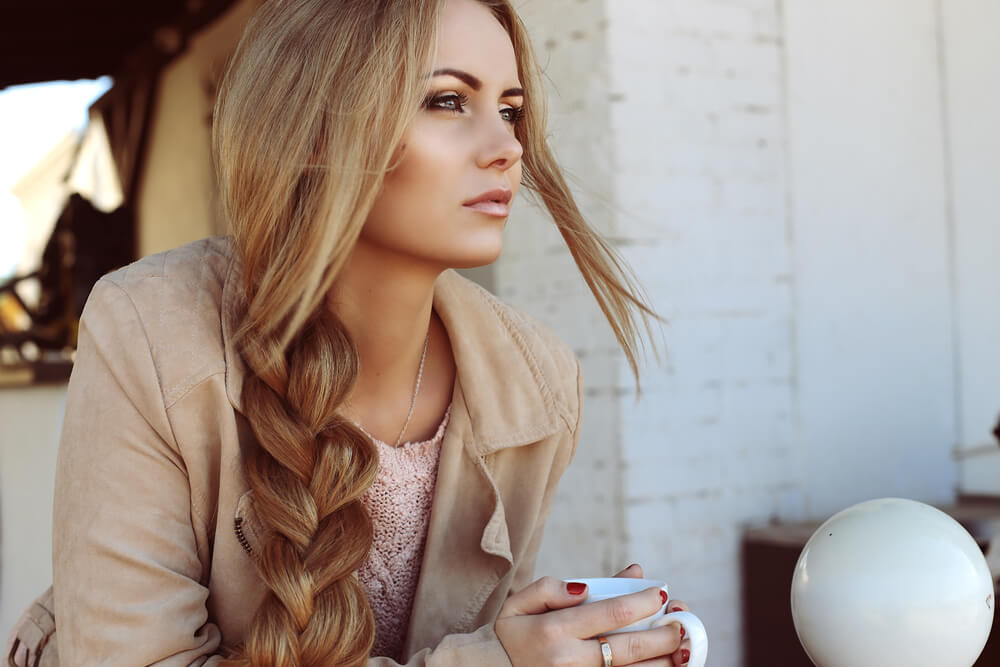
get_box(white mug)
[565,577,708,667]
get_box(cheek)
[363,140,458,243]
[382,139,456,208]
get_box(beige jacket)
[40,238,582,666]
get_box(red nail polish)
[567,582,586,595]
[680,649,690,664]
[679,626,685,640]
[671,606,684,612]
[660,590,668,605]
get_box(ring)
[596,635,613,667]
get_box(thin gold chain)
[392,330,430,447]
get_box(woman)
[9,0,695,665]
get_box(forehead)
[435,0,519,83]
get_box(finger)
[649,619,691,667]
[612,563,644,578]
[498,576,589,617]
[558,586,665,638]
[671,644,692,667]
[14,644,29,667]
[600,623,684,666]
[665,598,689,613]
[650,616,691,665]
[627,658,672,667]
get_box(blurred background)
[1,0,998,664]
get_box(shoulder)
[83,237,236,408]
[494,294,579,398]
[99,236,234,298]
[496,292,582,435]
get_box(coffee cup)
[565,577,708,667]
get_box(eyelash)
[423,92,526,125]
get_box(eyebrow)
[430,68,524,98]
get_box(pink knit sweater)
[357,406,451,661]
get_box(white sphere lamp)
[790,498,995,667]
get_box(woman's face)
[359,0,524,270]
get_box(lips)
[463,188,513,217]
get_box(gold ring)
[597,635,613,667]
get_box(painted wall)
[785,0,957,516]
[0,385,65,635]
[944,0,1000,492]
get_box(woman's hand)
[494,565,689,666]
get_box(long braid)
[212,0,444,662]
[233,310,378,666]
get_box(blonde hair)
[212,0,657,664]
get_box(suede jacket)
[35,237,582,666]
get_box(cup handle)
[654,610,708,667]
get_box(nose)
[476,118,523,171]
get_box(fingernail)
[671,606,683,612]
[680,649,690,664]
[679,626,685,640]
[567,582,587,595]
[628,563,640,570]
[660,590,668,605]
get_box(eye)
[500,105,525,125]
[424,91,469,113]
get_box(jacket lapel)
[403,271,563,655]
[400,381,507,655]
[432,270,562,455]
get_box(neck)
[328,240,443,415]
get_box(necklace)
[392,330,430,447]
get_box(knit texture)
[358,405,451,661]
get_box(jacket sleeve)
[52,278,227,666]
[369,624,511,666]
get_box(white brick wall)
[505,1,999,665]
[504,1,795,663]
[606,2,793,662]
[508,0,630,579]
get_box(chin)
[447,245,503,270]
[441,228,505,269]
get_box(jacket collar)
[221,252,562,454]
